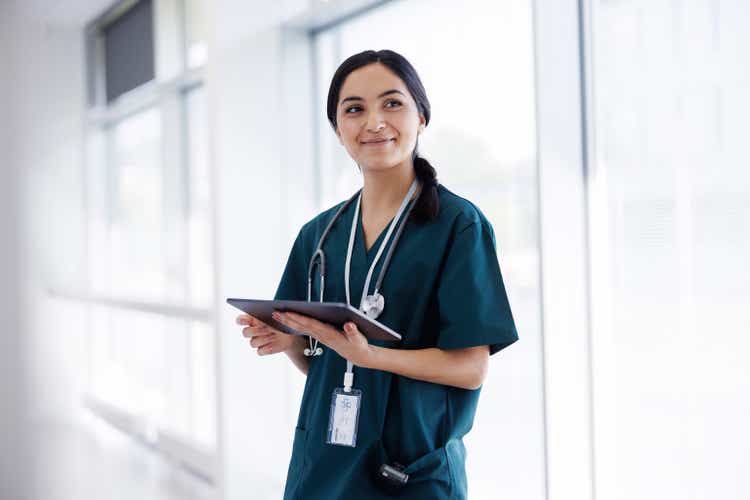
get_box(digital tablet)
[226,298,402,342]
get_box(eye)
[344,99,402,114]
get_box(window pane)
[185,86,213,308]
[103,0,155,102]
[91,306,169,423]
[189,321,216,448]
[89,305,215,449]
[314,1,543,498]
[110,107,166,302]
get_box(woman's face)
[335,63,426,172]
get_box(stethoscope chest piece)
[303,346,324,357]
[361,292,384,319]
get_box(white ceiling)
[11,0,117,28]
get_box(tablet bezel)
[227,298,402,342]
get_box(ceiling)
[10,0,117,28]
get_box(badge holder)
[326,361,362,447]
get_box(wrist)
[361,344,382,370]
[285,334,308,354]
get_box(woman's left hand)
[271,310,374,367]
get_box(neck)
[360,160,418,216]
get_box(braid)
[412,155,440,223]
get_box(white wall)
[0,5,32,499]
[1,3,91,498]
[8,9,90,424]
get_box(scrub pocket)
[401,445,453,496]
[283,426,307,500]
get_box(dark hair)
[326,49,439,223]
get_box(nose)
[365,109,385,132]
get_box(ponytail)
[412,154,439,223]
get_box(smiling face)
[335,63,426,172]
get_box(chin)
[360,160,401,172]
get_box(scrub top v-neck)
[358,207,393,260]
[274,183,519,500]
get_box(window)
[84,0,215,475]
[588,1,750,498]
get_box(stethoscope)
[304,178,421,357]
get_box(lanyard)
[341,177,420,391]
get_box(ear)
[418,114,426,134]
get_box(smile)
[361,138,395,146]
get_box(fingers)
[237,313,267,327]
[236,314,252,325]
[257,341,284,356]
[272,310,336,343]
[239,314,280,339]
[249,333,274,348]
[237,313,287,356]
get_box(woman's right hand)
[237,313,296,356]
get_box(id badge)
[326,387,362,447]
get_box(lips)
[361,138,395,144]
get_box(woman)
[236,49,518,499]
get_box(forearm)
[364,345,488,391]
[284,335,311,376]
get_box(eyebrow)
[339,89,406,106]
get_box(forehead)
[339,63,409,100]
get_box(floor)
[23,412,217,500]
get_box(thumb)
[343,322,357,336]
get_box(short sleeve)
[436,221,519,355]
[273,228,308,302]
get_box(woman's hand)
[271,310,374,368]
[236,313,297,356]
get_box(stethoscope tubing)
[304,182,422,356]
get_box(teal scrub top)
[274,183,519,499]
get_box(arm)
[272,310,490,390]
[364,344,489,391]
[284,335,311,376]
